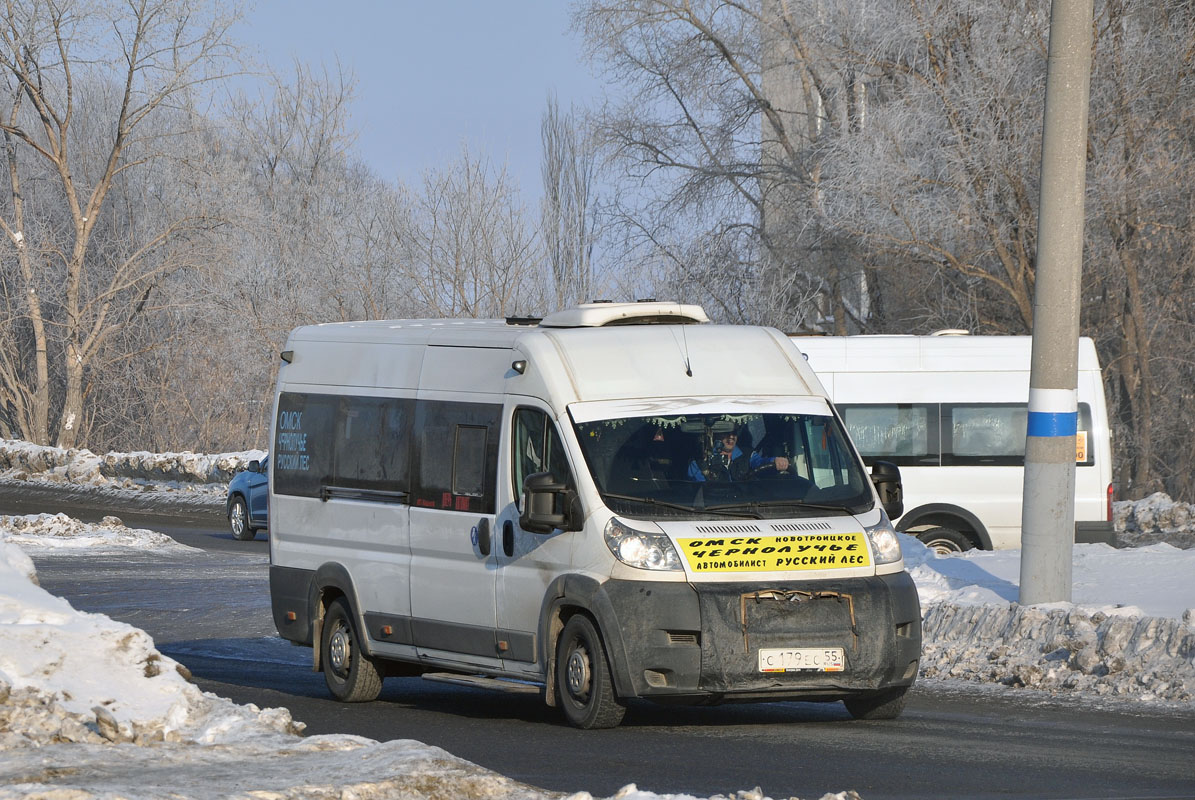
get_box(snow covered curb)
[0,513,198,551]
[920,603,1195,702]
[1115,492,1195,548]
[0,438,264,490]
[0,541,302,749]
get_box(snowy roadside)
[0,437,262,504]
[0,521,857,800]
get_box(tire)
[555,614,626,729]
[917,526,972,555]
[844,685,910,720]
[321,597,383,702]
[228,496,255,541]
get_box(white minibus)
[792,334,1114,553]
[267,302,921,728]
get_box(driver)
[688,426,790,482]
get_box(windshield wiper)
[704,499,855,515]
[599,492,762,519]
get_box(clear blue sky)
[237,1,603,199]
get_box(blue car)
[226,455,269,540]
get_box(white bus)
[792,333,1115,553]
[266,302,922,728]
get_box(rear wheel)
[555,614,625,729]
[917,526,972,555]
[228,496,255,541]
[321,597,383,702]
[844,686,909,720]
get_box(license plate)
[758,647,845,673]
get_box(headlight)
[603,517,683,571]
[864,513,904,565]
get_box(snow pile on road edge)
[919,603,1195,702]
[1115,492,1195,548]
[0,512,198,551]
[0,540,302,748]
[0,437,264,489]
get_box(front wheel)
[321,597,383,702]
[917,526,972,555]
[844,685,909,720]
[555,614,625,729]
[228,496,255,541]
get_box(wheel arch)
[225,490,246,515]
[538,573,634,707]
[897,503,992,550]
[309,562,366,672]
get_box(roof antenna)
[681,323,693,377]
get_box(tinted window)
[412,400,501,512]
[274,393,337,497]
[273,392,412,499]
[453,425,488,497]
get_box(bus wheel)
[918,526,972,555]
[844,686,909,720]
[321,597,383,702]
[555,614,625,729]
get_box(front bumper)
[600,571,921,703]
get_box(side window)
[839,404,939,466]
[453,425,488,497]
[943,403,1026,466]
[412,400,501,512]
[1076,403,1095,466]
[512,407,573,497]
[273,392,336,498]
[335,396,413,494]
[274,392,412,500]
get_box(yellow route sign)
[677,532,871,573]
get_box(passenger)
[688,426,790,482]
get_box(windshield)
[572,410,874,520]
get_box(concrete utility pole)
[1019,0,1094,605]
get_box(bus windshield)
[572,410,874,520]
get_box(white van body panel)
[792,335,1113,550]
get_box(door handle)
[503,520,515,557]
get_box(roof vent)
[539,301,710,328]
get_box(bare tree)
[541,92,596,308]
[403,146,546,319]
[576,0,859,329]
[0,0,238,448]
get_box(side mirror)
[520,471,583,534]
[248,460,262,473]
[870,460,904,519]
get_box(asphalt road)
[9,482,1195,800]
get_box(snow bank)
[0,539,302,748]
[906,535,1195,704]
[0,437,264,490]
[0,512,198,551]
[1115,492,1195,549]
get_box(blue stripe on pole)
[1027,411,1078,437]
